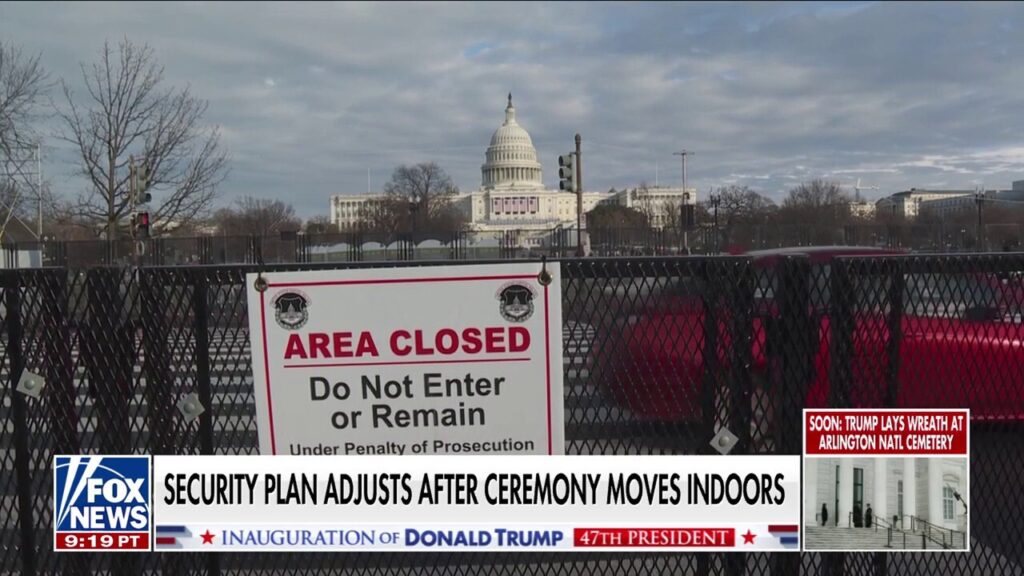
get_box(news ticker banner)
[153,455,800,552]
[53,454,800,552]
[804,409,969,456]
[246,263,565,457]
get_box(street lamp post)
[575,134,583,257]
[975,192,985,252]
[708,193,721,254]
[673,150,694,252]
[408,193,421,259]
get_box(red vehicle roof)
[746,245,903,265]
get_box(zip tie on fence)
[253,249,268,292]
[538,256,552,286]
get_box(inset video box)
[802,409,969,553]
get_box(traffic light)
[129,159,153,209]
[134,163,149,193]
[136,211,151,239]
[681,203,696,229]
[558,154,575,192]
[133,161,152,203]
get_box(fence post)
[4,271,37,576]
[84,269,140,572]
[39,271,89,576]
[191,271,221,576]
[771,256,812,576]
[726,259,754,576]
[825,258,856,576]
[348,232,362,262]
[884,260,904,407]
[192,272,215,456]
[828,260,854,408]
[42,271,79,454]
[140,270,175,455]
[85,269,133,454]
[695,260,720,576]
[700,260,720,449]
[248,235,262,264]
[727,260,754,454]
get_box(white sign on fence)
[246,263,564,456]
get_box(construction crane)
[852,178,879,202]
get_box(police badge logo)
[272,290,310,330]
[496,282,537,323]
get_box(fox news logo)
[54,456,151,551]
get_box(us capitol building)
[330,95,694,233]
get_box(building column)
[928,458,943,526]
[805,459,819,525]
[838,459,854,527]
[873,458,887,526]
[903,458,917,529]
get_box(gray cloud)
[2,1,1024,217]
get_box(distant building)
[331,194,385,231]
[0,214,42,268]
[918,181,1024,219]
[329,95,692,233]
[848,200,876,219]
[875,189,975,219]
[606,186,698,229]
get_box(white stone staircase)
[805,526,892,551]
[806,525,967,551]
[806,522,966,549]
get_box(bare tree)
[708,185,776,249]
[782,179,848,210]
[355,197,402,235]
[586,204,648,229]
[631,183,658,229]
[213,196,301,237]
[659,196,682,231]
[0,42,47,156]
[1,43,49,239]
[304,214,336,234]
[57,40,227,239]
[383,162,465,233]
[715,185,774,220]
[777,179,852,245]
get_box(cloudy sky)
[3,1,1024,217]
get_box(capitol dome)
[481,94,543,189]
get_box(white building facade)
[329,95,693,233]
[917,182,1024,219]
[806,457,967,533]
[607,186,697,229]
[875,189,974,219]
[331,194,386,231]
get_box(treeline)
[587,179,1024,252]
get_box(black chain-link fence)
[2,253,1023,575]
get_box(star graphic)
[742,530,756,545]
[201,530,215,545]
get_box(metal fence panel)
[1,255,1023,575]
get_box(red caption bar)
[574,528,735,548]
[805,410,968,455]
[55,532,150,550]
